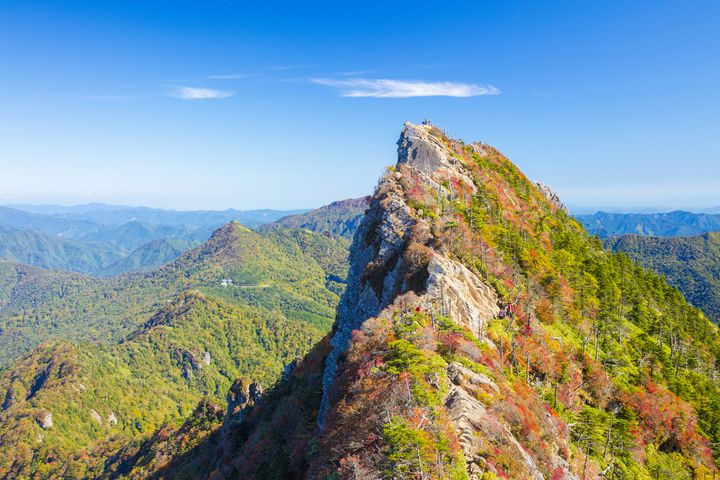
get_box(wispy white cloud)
[171,86,234,100]
[311,78,500,98]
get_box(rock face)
[201,351,211,366]
[38,411,52,429]
[316,122,576,479]
[224,378,263,428]
[91,409,103,425]
[318,164,416,426]
[425,255,499,336]
[536,181,567,212]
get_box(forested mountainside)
[266,196,371,239]
[153,122,720,480]
[0,225,123,273]
[578,211,720,238]
[0,222,348,478]
[0,205,306,275]
[0,223,348,367]
[606,232,720,325]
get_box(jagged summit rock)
[320,121,505,419]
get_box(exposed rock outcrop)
[156,121,717,480]
[425,256,499,336]
[224,378,263,428]
[38,410,52,429]
[91,409,103,425]
[536,181,567,212]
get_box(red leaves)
[622,379,713,465]
[356,355,384,379]
[551,466,565,480]
[583,357,613,409]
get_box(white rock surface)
[39,411,52,429]
[90,409,103,425]
[425,256,499,336]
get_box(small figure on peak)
[422,118,433,126]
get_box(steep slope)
[0,222,347,367]
[161,122,720,479]
[578,211,720,238]
[267,197,370,239]
[606,232,720,324]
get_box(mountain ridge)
[158,121,720,479]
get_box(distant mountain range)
[569,205,720,215]
[0,204,308,276]
[4,203,308,228]
[577,210,720,237]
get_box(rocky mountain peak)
[318,121,501,427]
[142,121,719,480]
[306,121,718,479]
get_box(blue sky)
[1,1,718,210]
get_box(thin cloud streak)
[170,86,234,100]
[312,78,500,98]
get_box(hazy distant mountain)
[5,203,309,228]
[577,210,720,237]
[0,206,103,238]
[7,202,135,215]
[79,221,207,253]
[0,204,312,275]
[98,237,198,276]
